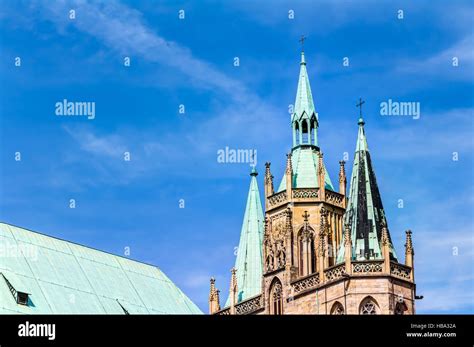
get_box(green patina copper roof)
[277,147,334,192]
[336,117,398,263]
[292,51,317,123]
[225,169,264,306]
[0,223,202,314]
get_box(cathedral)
[209,48,416,315]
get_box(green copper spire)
[278,49,334,192]
[337,112,398,263]
[291,50,319,148]
[225,168,264,306]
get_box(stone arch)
[297,226,316,276]
[330,301,345,315]
[269,277,283,315]
[359,296,380,315]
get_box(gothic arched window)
[269,279,283,315]
[310,117,317,145]
[359,297,379,315]
[295,122,300,145]
[330,302,345,315]
[298,228,315,277]
[301,119,309,144]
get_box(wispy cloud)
[32,0,248,99]
[396,35,474,81]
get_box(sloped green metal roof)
[292,51,317,123]
[277,147,335,192]
[0,223,202,314]
[225,169,264,307]
[336,118,398,263]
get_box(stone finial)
[405,230,413,255]
[230,268,237,290]
[339,160,347,197]
[318,152,326,199]
[318,152,324,174]
[229,268,238,314]
[285,207,292,232]
[264,162,274,200]
[286,152,293,174]
[404,230,414,280]
[344,223,352,274]
[344,224,352,246]
[318,209,327,256]
[339,160,346,181]
[381,222,389,246]
[265,162,273,182]
[209,277,221,314]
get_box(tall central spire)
[278,47,334,193]
[292,49,318,148]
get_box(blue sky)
[0,0,473,313]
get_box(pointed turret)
[337,107,398,263]
[292,51,318,146]
[225,168,264,307]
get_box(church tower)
[211,46,416,315]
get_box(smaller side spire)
[209,277,221,314]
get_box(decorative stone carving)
[291,273,320,294]
[352,261,383,274]
[324,264,346,281]
[235,295,263,315]
[325,190,344,207]
[268,191,287,207]
[390,262,411,280]
[276,240,286,269]
[360,300,377,315]
[292,188,319,199]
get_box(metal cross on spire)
[356,97,365,117]
[299,35,306,52]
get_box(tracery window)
[330,302,345,315]
[359,297,379,315]
[301,119,309,143]
[270,279,283,315]
[298,228,315,276]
